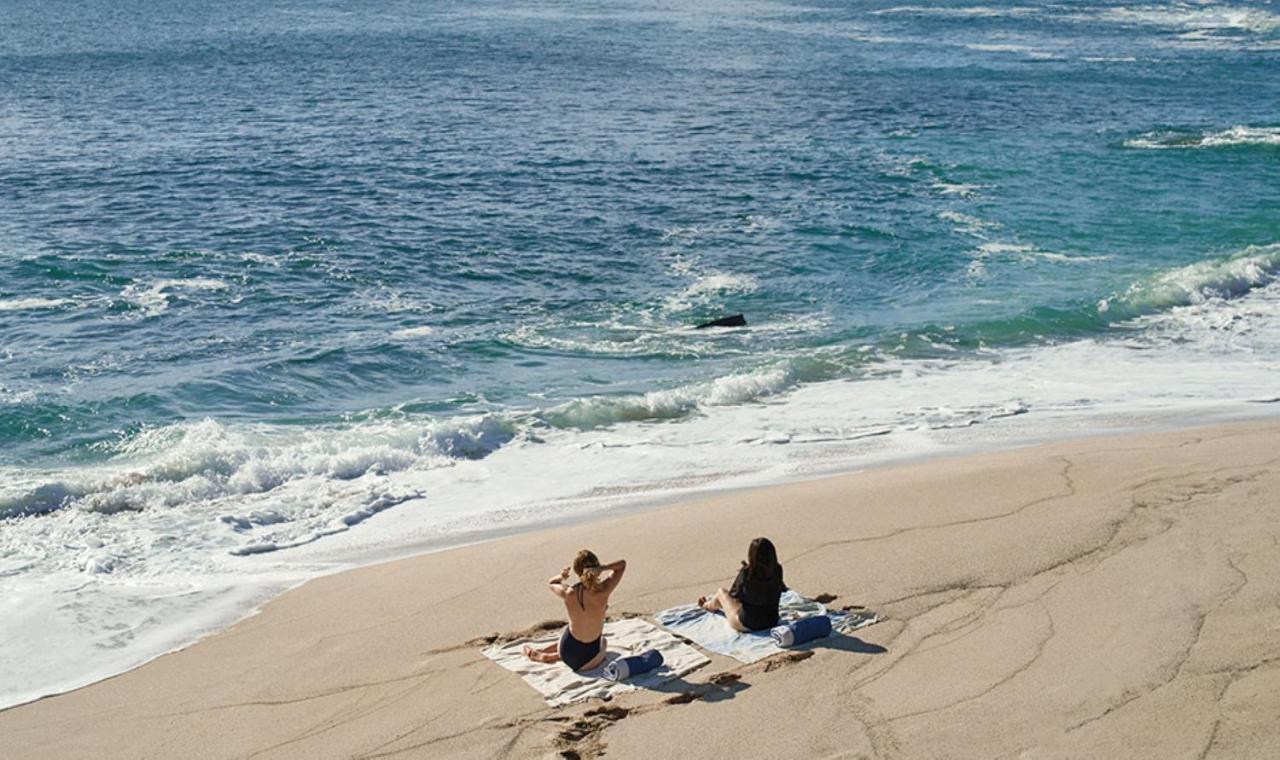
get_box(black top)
[729,564,786,631]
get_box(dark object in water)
[695,314,746,329]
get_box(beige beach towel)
[482,618,709,706]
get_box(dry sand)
[4,420,1279,759]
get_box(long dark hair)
[743,537,779,579]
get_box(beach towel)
[481,618,710,706]
[655,590,880,664]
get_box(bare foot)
[523,644,560,664]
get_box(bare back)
[563,582,612,641]
[542,559,626,647]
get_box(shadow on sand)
[804,632,888,655]
[643,671,751,703]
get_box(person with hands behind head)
[523,549,626,672]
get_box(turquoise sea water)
[2,0,1278,706]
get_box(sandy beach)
[4,419,1279,759]
[7,2,1280,757]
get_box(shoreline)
[4,418,1280,758]
[2,404,1278,713]
[278,399,1280,573]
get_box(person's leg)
[714,588,749,632]
[523,641,561,664]
[698,587,727,612]
[580,635,608,672]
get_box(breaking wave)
[538,361,811,430]
[1125,126,1280,150]
[1098,244,1280,317]
[0,414,517,522]
[0,297,75,312]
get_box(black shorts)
[736,604,780,632]
[559,627,602,671]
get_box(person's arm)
[600,559,627,592]
[547,566,572,598]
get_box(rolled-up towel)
[603,649,664,681]
[770,614,833,647]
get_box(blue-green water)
[1,0,1278,706]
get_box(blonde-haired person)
[523,550,626,671]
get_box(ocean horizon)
[2,0,1279,708]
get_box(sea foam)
[0,297,74,311]
[1099,6,1280,35]
[1098,244,1280,316]
[1125,126,1280,150]
[120,278,229,317]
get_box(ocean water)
[2,0,1279,707]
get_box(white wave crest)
[0,297,74,312]
[663,271,759,313]
[0,414,516,522]
[1098,244,1280,316]
[661,214,777,243]
[974,242,1111,265]
[390,325,436,340]
[120,278,229,317]
[502,311,825,359]
[940,210,1002,238]
[705,364,795,405]
[540,363,799,430]
[873,5,1038,18]
[1123,279,1280,355]
[239,252,280,266]
[1125,126,1280,150]
[501,322,716,358]
[933,180,983,198]
[965,43,1057,59]
[1100,6,1280,35]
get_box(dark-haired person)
[523,549,626,672]
[698,537,786,632]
